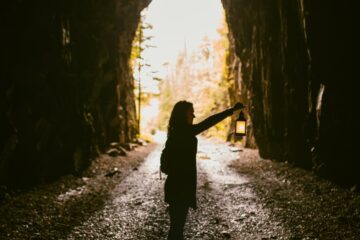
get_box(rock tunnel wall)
[222,0,357,185]
[0,0,150,187]
[0,0,357,188]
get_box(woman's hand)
[232,102,245,111]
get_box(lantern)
[235,110,247,136]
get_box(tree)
[157,20,231,139]
[130,14,154,136]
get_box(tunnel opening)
[131,0,249,145]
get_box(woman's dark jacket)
[164,108,234,209]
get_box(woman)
[164,100,244,240]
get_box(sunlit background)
[131,0,230,142]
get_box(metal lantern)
[235,110,247,136]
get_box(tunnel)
[0,0,357,189]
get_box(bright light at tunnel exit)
[136,0,226,141]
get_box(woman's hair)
[167,100,193,137]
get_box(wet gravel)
[0,138,359,240]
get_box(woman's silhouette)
[164,100,244,240]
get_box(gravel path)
[67,146,168,240]
[67,139,290,240]
[1,138,359,240]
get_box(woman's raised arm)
[191,103,244,135]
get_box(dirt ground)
[0,138,359,240]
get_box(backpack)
[159,139,172,179]
[160,146,170,175]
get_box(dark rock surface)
[221,0,357,185]
[0,0,150,187]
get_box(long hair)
[167,100,193,138]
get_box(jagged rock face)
[222,0,357,185]
[0,0,150,187]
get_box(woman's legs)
[167,203,189,240]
